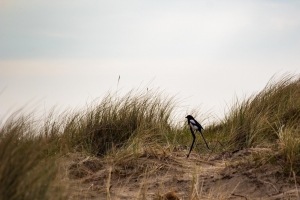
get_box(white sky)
[1,0,300,124]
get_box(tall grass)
[1,74,300,199]
[0,89,179,199]
[0,113,62,200]
[59,89,177,155]
[211,74,300,148]
[209,74,300,173]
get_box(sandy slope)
[61,148,300,199]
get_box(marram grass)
[1,74,300,199]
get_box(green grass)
[1,73,300,199]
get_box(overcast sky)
[1,0,300,124]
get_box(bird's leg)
[187,128,196,158]
[199,131,210,150]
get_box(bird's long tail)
[200,131,210,150]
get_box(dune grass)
[0,113,63,200]
[1,74,300,199]
[0,89,179,199]
[62,89,177,156]
[208,74,300,174]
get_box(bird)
[185,115,210,158]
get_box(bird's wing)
[189,119,200,131]
[190,119,196,125]
[194,119,204,130]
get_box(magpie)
[185,115,210,158]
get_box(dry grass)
[210,74,300,163]
[0,88,179,199]
[1,73,300,199]
[0,113,64,200]
[277,125,300,175]
[59,89,177,156]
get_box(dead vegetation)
[1,74,300,199]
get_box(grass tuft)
[59,89,176,155]
[0,113,63,200]
[212,74,300,150]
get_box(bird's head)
[185,115,194,120]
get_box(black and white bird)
[185,115,210,158]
